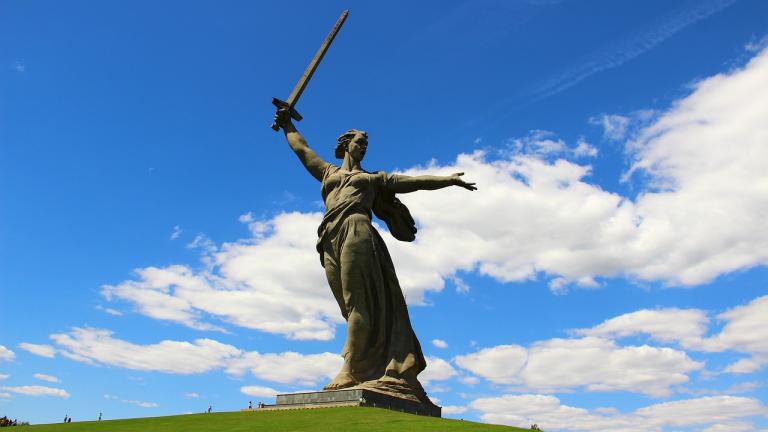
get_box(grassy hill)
[24,407,530,431]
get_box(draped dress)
[316,164,427,401]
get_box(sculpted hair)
[335,129,368,159]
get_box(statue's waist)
[318,210,371,239]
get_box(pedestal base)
[241,388,441,417]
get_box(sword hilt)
[270,98,303,131]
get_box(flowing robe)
[316,164,427,400]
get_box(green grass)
[24,407,530,431]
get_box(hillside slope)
[25,407,530,431]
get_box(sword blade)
[286,9,349,107]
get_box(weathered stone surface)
[242,389,441,417]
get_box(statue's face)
[348,132,368,162]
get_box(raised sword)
[270,10,349,131]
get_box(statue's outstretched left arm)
[388,172,477,193]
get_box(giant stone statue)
[270,10,476,405]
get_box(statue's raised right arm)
[274,108,328,182]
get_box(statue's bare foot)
[323,371,359,390]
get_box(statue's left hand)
[451,172,477,191]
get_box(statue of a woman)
[274,109,476,403]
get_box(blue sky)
[2,0,768,430]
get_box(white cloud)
[49,327,340,386]
[103,213,342,340]
[33,373,59,383]
[397,45,768,291]
[51,328,240,374]
[0,374,8,380]
[184,392,200,399]
[432,339,448,349]
[470,394,767,432]
[454,345,527,385]
[1,385,70,399]
[0,346,14,361]
[455,294,764,399]
[703,423,756,432]
[725,358,763,374]
[240,385,280,398]
[238,212,254,223]
[455,337,702,397]
[18,343,56,358]
[573,308,710,348]
[590,114,630,141]
[575,295,768,372]
[226,351,341,386]
[505,130,597,159]
[0,392,9,399]
[95,305,123,316]
[709,295,768,356]
[442,405,468,415]
[573,138,598,157]
[419,356,458,385]
[101,46,768,342]
[122,399,158,408]
[170,225,183,240]
[723,381,761,394]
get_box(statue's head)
[336,129,368,160]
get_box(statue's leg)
[351,232,430,403]
[322,230,363,391]
[322,239,347,320]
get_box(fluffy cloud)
[505,130,598,158]
[51,328,241,374]
[573,308,711,348]
[18,343,56,358]
[226,351,340,386]
[1,385,70,399]
[419,356,458,385]
[454,345,527,385]
[575,295,768,372]
[48,327,339,386]
[403,45,768,289]
[442,405,468,415]
[0,346,14,361]
[103,213,342,340]
[458,294,768,400]
[431,339,448,349]
[33,373,59,383]
[102,46,768,341]
[709,295,768,370]
[240,385,280,398]
[590,114,630,141]
[455,337,702,397]
[470,394,768,432]
[0,374,8,380]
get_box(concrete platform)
[241,388,441,417]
